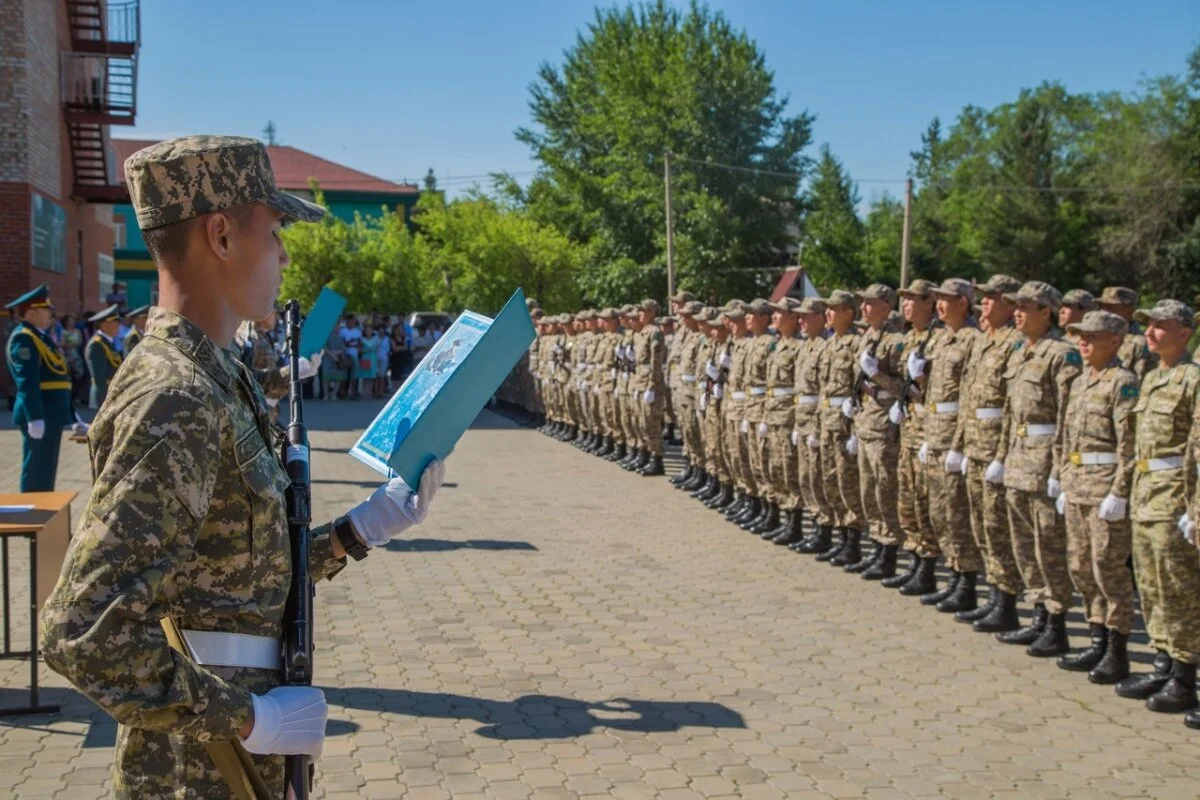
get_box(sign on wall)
[31,192,67,273]
[97,253,114,301]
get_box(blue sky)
[128,0,1197,205]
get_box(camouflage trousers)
[767,425,800,510]
[723,414,757,495]
[618,389,639,448]
[1006,487,1073,615]
[702,402,728,481]
[966,458,1023,595]
[748,421,771,501]
[856,435,904,546]
[927,452,982,572]
[635,392,665,456]
[597,388,616,438]
[679,398,703,465]
[1065,501,1134,635]
[897,442,938,557]
[820,422,864,530]
[1132,518,1200,663]
[796,426,834,527]
[664,381,676,426]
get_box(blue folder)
[349,288,536,487]
[298,286,347,359]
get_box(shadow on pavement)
[384,538,537,553]
[326,688,745,740]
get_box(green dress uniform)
[123,305,151,354]
[6,285,73,491]
[86,306,124,409]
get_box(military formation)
[508,280,1200,730]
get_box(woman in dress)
[359,325,379,398]
[322,328,348,399]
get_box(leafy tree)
[800,146,865,291]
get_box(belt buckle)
[822,398,831,408]
[928,401,937,412]
[1016,424,1027,437]
[1135,459,1149,473]
[1069,452,1082,466]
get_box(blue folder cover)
[349,288,536,486]
[298,286,347,359]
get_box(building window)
[114,222,125,249]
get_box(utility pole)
[899,177,913,289]
[664,150,676,302]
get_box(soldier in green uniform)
[85,305,123,409]
[630,299,666,476]
[123,305,151,354]
[39,135,445,799]
[236,312,320,423]
[760,297,803,543]
[1098,286,1157,379]
[791,298,836,554]
[1115,299,1200,716]
[6,285,75,491]
[741,299,778,533]
[1059,290,1095,347]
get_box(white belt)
[827,395,850,407]
[796,394,820,405]
[931,402,959,414]
[1069,451,1117,466]
[769,387,794,397]
[681,374,697,383]
[748,386,767,396]
[181,630,282,670]
[976,407,1003,420]
[1018,423,1056,437]
[731,391,747,400]
[1137,456,1184,473]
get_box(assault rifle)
[899,322,940,415]
[851,328,884,412]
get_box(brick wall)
[0,0,28,183]
[0,182,31,293]
[26,0,60,196]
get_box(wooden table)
[0,491,76,715]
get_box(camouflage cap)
[768,296,803,313]
[825,289,859,308]
[1133,299,1196,327]
[1004,280,1063,309]
[1099,286,1138,307]
[898,279,938,299]
[976,273,1022,296]
[125,135,326,230]
[798,297,827,315]
[1061,289,1096,310]
[931,278,974,299]
[724,299,747,311]
[1066,310,1128,337]
[669,290,696,303]
[724,307,747,322]
[747,298,772,315]
[639,298,660,312]
[577,309,595,321]
[860,283,896,305]
[620,304,638,315]
[692,307,715,323]
[530,307,545,320]
[679,300,704,316]
[525,297,540,309]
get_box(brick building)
[0,1,140,316]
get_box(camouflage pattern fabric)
[722,335,757,495]
[743,333,776,499]
[818,330,865,529]
[678,328,706,465]
[854,326,906,545]
[633,324,666,456]
[794,334,834,527]
[1065,502,1134,634]
[765,335,801,510]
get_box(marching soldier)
[6,285,74,491]
[791,298,836,554]
[123,305,151,353]
[760,297,803,543]
[1056,310,1137,685]
[1098,286,1156,379]
[741,299,778,532]
[85,305,123,409]
[990,281,1082,657]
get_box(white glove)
[699,394,708,412]
[614,344,621,357]
[1179,513,1196,545]
[791,430,800,447]
[944,450,964,474]
[807,433,820,450]
[888,401,906,425]
[241,686,328,759]
[985,460,1005,484]
[960,455,968,475]
[917,442,929,464]
[740,419,750,435]
[347,460,444,547]
[859,350,879,378]
[845,436,858,455]
[713,384,724,399]
[265,397,279,409]
[906,351,926,380]
[1047,477,1062,499]
[643,389,656,404]
[1098,494,1128,522]
[296,353,321,381]
[1055,492,1067,516]
[756,422,768,439]
[706,362,719,380]
[71,421,89,436]
[720,351,732,368]
[27,420,44,440]
[840,398,855,419]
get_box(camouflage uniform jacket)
[922,325,978,452]
[1119,327,1156,381]
[792,333,827,437]
[666,327,687,392]
[954,325,1023,461]
[39,309,347,794]
[1061,359,1138,504]
[722,334,753,422]
[898,324,940,451]
[596,331,621,395]
[1132,356,1200,523]
[678,329,705,406]
[631,324,666,394]
[997,329,1082,492]
[854,325,906,442]
[817,330,859,436]
[742,333,776,425]
[764,334,801,428]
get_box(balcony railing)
[61,51,137,124]
[67,0,140,56]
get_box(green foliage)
[801,146,865,290]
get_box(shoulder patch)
[768,342,777,352]
[895,342,904,354]
[16,346,31,361]
[1013,341,1024,351]
[1120,384,1139,400]
[1064,350,1082,367]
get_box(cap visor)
[264,191,326,224]
[1132,310,1155,325]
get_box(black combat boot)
[695,476,720,502]
[831,529,862,567]
[753,504,780,535]
[700,479,725,505]
[712,482,736,510]
[1116,650,1173,699]
[957,586,998,623]
[997,603,1048,646]
[863,545,898,581]
[770,512,803,546]
[639,455,664,477]
[937,571,977,613]
[1146,661,1199,713]
[1088,630,1129,685]
[721,491,747,515]
[816,528,846,562]
[682,467,707,491]
[797,524,833,555]
[622,448,644,471]
[745,501,773,532]
[1185,708,1200,730]
[1026,612,1069,657]
[921,570,958,606]
[881,551,920,588]
[735,498,763,525]
[1058,624,1107,672]
[634,449,651,472]
[607,442,626,462]
[595,436,613,457]
[900,557,939,596]
[671,464,694,486]
[972,591,1020,633]
[844,540,880,574]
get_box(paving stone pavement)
[2,400,1200,799]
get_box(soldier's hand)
[241,686,327,759]
[944,450,964,474]
[791,430,800,447]
[27,420,45,440]
[906,351,927,379]
[1178,513,1196,545]
[807,433,820,450]
[1097,494,1127,522]
[348,459,445,547]
[1055,492,1067,516]
[845,436,858,456]
[1046,477,1062,499]
[888,401,906,425]
[985,460,1005,484]
[840,398,855,419]
[917,442,929,464]
[740,419,750,434]
[756,422,768,439]
[643,389,656,404]
[858,350,879,378]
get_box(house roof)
[112,139,418,196]
[769,266,820,302]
